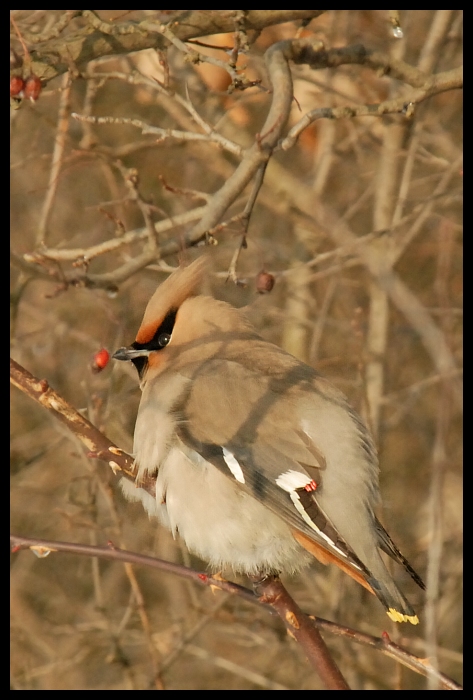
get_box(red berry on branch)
[91,348,110,373]
[255,270,275,294]
[24,75,42,102]
[10,75,25,97]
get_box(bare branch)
[24,11,327,82]
[280,66,462,150]
[10,534,257,603]
[314,619,462,690]
[9,535,461,689]
[142,20,242,85]
[82,9,146,37]
[252,576,351,690]
[10,358,135,481]
[264,162,462,408]
[18,10,81,44]
[36,73,72,245]
[71,112,243,156]
[179,38,298,246]
[23,207,207,264]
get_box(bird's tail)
[374,517,426,590]
[293,529,421,625]
[366,575,420,625]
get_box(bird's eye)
[158,333,171,347]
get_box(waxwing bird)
[113,257,425,624]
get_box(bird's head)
[113,256,254,381]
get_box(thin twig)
[142,20,243,86]
[313,618,462,690]
[391,155,463,265]
[23,207,207,264]
[36,72,72,245]
[114,161,159,251]
[80,68,244,155]
[71,113,243,156]
[226,163,267,282]
[183,84,243,156]
[264,161,462,408]
[279,67,462,151]
[10,13,31,64]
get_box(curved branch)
[25,11,326,82]
[280,66,463,150]
[10,534,256,603]
[10,534,462,690]
[158,37,326,256]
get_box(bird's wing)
[175,357,373,581]
[174,356,423,623]
[374,517,425,590]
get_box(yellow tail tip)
[387,608,419,625]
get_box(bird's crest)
[136,257,208,344]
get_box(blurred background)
[10,10,462,690]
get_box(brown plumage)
[113,257,425,624]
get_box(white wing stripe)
[276,469,312,491]
[222,448,245,484]
[289,490,355,561]
[276,470,361,567]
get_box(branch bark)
[10,357,135,480]
[10,534,462,690]
[25,11,326,82]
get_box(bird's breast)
[153,447,312,575]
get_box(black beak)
[112,346,150,361]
